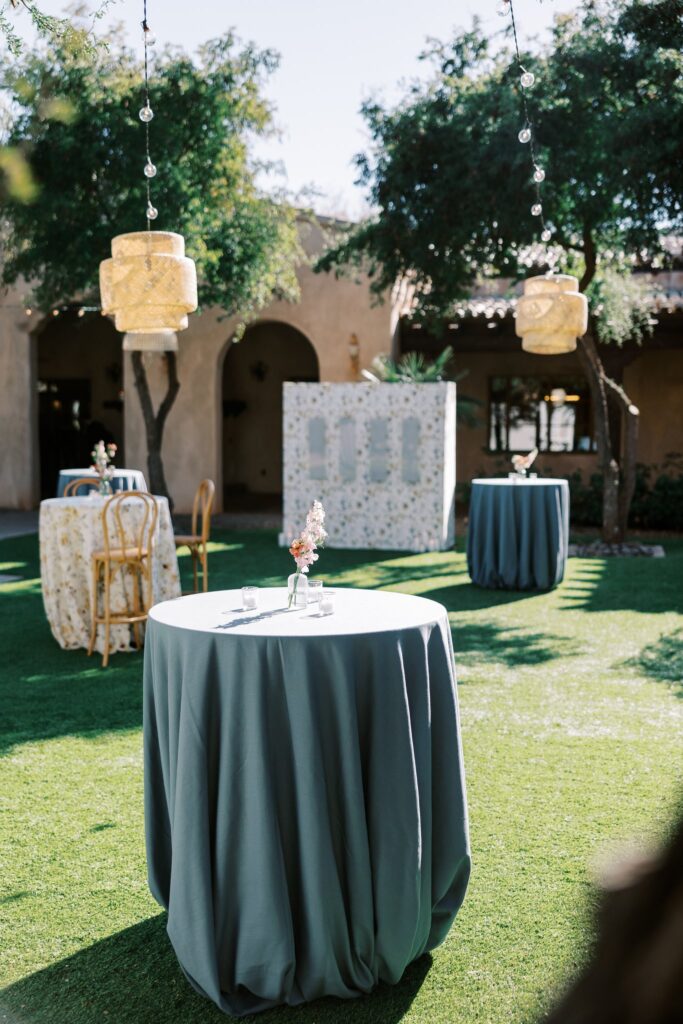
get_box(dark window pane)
[488,376,594,453]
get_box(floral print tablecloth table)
[40,495,181,655]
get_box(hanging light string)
[139,0,158,223]
[501,0,552,244]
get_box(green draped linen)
[143,587,470,1017]
[467,478,570,591]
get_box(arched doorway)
[222,321,319,513]
[36,309,123,498]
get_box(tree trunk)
[131,350,180,511]
[576,231,639,543]
[577,333,622,542]
[604,376,640,539]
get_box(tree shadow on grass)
[192,530,436,588]
[622,628,683,696]
[176,530,472,600]
[450,620,577,670]
[424,580,545,614]
[0,914,433,1024]
[561,550,683,614]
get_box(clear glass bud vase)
[98,478,113,496]
[288,572,308,609]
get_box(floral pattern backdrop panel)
[282,382,456,551]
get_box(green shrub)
[566,471,604,527]
[564,464,683,531]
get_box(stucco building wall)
[0,290,37,509]
[623,349,683,468]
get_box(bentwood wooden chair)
[174,479,216,593]
[64,477,99,496]
[88,490,158,667]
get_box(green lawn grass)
[1,530,682,1024]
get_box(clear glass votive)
[319,590,335,616]
[529,472,538,479]
[307,579,323,604]
[241,586,258,611]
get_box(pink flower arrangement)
[90,440,117,493]
[511,446,538,475]
[288,500,327,607]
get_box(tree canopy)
[317,0,683,335]
[316,0,683,543]
[1,27,303,315]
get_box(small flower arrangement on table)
[288,500,327,608]
[90,440,117,496]
[511,446,538,478]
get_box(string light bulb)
[541,228,552,242]
[504,0,554,248]
[139,105,154,123]
[146,203,158,220]
[144,160,157,178]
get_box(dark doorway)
[222,322,319,513]
[37,310,123,498]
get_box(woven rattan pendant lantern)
[100,231,197,345]
[98,2,197,351]
[515,274,588,355]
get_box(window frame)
[486,374,596,455]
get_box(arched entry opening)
[222,321,319,513]
[36,309,124,498]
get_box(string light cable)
[500,0,552,245]
[139,0,158,223]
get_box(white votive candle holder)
[307,579,323,604]
[319,591,335,616]
[241,586,258,611]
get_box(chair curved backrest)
[64,477,99,496]
[191,479,215,544]
[101,491,159,561]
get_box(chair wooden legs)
[88,559,100,657]
[176,540,209,594]
[131,566,142,651]
[200,543,208,592]
[102,564,112,668]
[191,548,199,594]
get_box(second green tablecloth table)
[467,477,570,590]
[56,467,148,496]
[144,587,470,1017]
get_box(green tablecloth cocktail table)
[56,467,147,496]
[467,477,570,590]
[144,587,470,1017]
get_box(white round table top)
[149,587,448,638]
[471,477,568,487]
